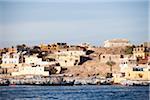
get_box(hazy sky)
[0,0,149,47]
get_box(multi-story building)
[104,39,132,48]
[119,56,137,73]
[2,52,20,65]
[133,44,150,59]
[49,50,86,67]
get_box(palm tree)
[106,61,116,73]
[106,61,116,78]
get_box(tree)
[125,45,135,55]
[106,61,116,73]
[106,61,116,78]
[16,44,27,52]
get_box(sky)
[0,0,149,47]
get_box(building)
[143,42,150,48]
[8,47,17,53]
[123,65,150,81]
[78,43,94,50]
[133,45,150,59]
[119,56,137,73]
[100,54,123,63]
[24,55,57,66]
[104,39,132,48]
[2,52,20,65]
[113,65,150,84]
[24,55,42,65]
[11,65,49,76]
[47,50,86,67]
[40,42,68,52]
[39,44,51,52]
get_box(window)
[120,55,124,58]
[138,74,143,78]
[133,67,143,71]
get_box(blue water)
[0,85,149,100]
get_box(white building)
[24,55,42,65]
[104,39,132,48]
[54,50,86,67]
[24,55,58,66]
[119,56,137,73]
[11,65,49,76]
[2,52,20,65]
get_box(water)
[0,85,149,100]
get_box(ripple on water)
[0,85,149,100]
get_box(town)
[0,39,150,86]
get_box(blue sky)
[0,0,149,47]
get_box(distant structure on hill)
[104,39,132,48]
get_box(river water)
[0,85,149,100]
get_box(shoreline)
[0,77,149,86]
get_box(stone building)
[100,54,123,63]
[104,39,132,48]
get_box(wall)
[11,66,49,76]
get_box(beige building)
[100,54,123,63]
[40,42,68,52]
[11,65,49,76]
[124,66,150,81]
[113,65,150,84]
[104,39,132,48]
[8,47,17,53]
[133,46,150,59]
[55,50,86,67]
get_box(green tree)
[106,61,116,73]
[106,61,116,78]
[125,45,135,54]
